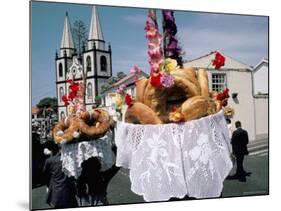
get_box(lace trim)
[60,131,115,179]
[115,111,233,201]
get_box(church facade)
[55,6,112,120]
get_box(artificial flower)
[150,73,162,88]
[115,94,123,110]
[212,52,225,69]
[68,90,77,100]
[160,73,175,88]
[69,81,80,92]
[169,107,184,122]
[62,95,69,106]
[125,94,133,107]
[163,58,178,72]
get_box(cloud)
[178,16,268,65]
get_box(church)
[55,6,112,120]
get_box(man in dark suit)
[229,121,250,182]
[43,143,78,208]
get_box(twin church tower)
[55,6,112,119]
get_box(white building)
[102,71,149,116]
[55,6,112,120]
[184,51,268,141]
[253,58,268,95]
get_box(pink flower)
[160,74,175,88]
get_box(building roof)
[103,71,149,93]
[184,51,252,71]
[60,12,74,50]
[88,6,104,42]
[32,106,39,114]
[253,58,269,72]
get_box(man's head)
[226,118,231,124]
[235,121,241,128]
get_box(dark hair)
[235,121,241,128]
[226,118,231,124]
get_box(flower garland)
[115,84,133,110]
[144,10,178,89]
[61,79,85,114]
[162,10,183,67]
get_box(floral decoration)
[216,88,230,107]
[212,52,225,69]
[162,10,183,67]
[169,106,184,122]
[61,79,85,113]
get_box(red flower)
[66,79,72,83]
[150,73,162,88]
[125,94,133,107]
[62,95,69,106]
[70,82,79,92]
[68,91,77,100]
[221,99,228,107]
[212,52,225,69]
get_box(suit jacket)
[231,128,249,156]
[43,153,77,208]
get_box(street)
[31,139,268,209]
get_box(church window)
[100,56,107,72]
[59,87,64,102]
[59,63,63,77]
[87,83,93,100]
[60,111,65,119]
[86,56,91,72]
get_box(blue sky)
[31,1,268,105]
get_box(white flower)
[73,131,80,138]
[56,130,64,136]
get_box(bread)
[181,96,209,121]
[197,69,209,97]
[135,79,149,103]
[125,102,163,124]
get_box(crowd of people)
[32,117,251,208]
[32,125,120,209]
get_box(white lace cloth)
[60,131,115,179]
[115,111,233,202]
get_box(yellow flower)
[115,94,123,109]
[165,58,178,72]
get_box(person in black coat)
[76,144,120,206]
[43,143,78,208]
[230,121,250,182]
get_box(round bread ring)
[53,116,81,144]
[79,108,111,137]
[181,96,209,121]
[143,81,166,115]
[135,79,148,103]
[197,69,210,97]
[125,102,163,124]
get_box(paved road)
[31,139,268,209]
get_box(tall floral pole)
[145,9,164,87]
[162,10,183,67]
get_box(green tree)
[72,20,88,56]
[116,71,126,80]
[36,97,58,117]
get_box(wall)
[253,62,268,95]
[254,97,269,140]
